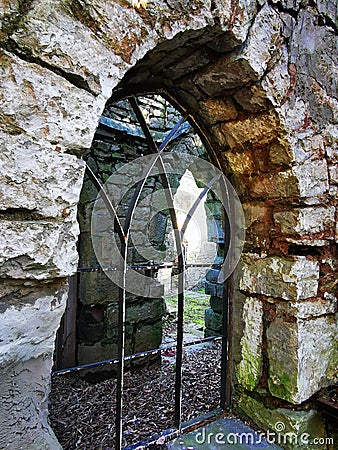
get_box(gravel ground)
[49,340,223,449]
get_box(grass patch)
[164,290,209,327]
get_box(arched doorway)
[1,2,336,448]
[52,91,245,448]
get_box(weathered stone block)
[10,0,128,95]
[267,315,337,404]
[77,342,118,365]
[77,322,105,343]
[78,272,119,306]
[0,221,80,279]
[106,297,165,325]
[224,150,257,175]
[274,206,335,238]
[243,202,269,229]
[235,297,263,391]
[127,298,165,323]
[77,306,105,342]
[234,84,272,113]
[194,4,282,96]
[210,296,223,313]
[210,0,258,44]
[220,111,282,149]
[293,160,329,199]
[297,316,337,398]
[0,283,67,367]
[268,139,293,166]
[237,392,327,450]
[262,43,290,107]
[276,298,337,320]
[205,307,222,332]
[0,134,85,219]
[240,254,319,300]
[250,170,300,198]
[199,97,238,125]
[266,319,299,403]
[293,133,325,162]
[205,281,224,298]
[134,321,162,353]
[0,356,63,450]
[206,268,221,283]
[329,164,338,185]
[0,50,103,148]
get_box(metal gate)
[54,93,235,449]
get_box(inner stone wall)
[0,0,337,448]
[75,94,213,367]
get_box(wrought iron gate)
[54,93,236,449]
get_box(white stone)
[236,297,263,390]
[11,0,128,98]
[240,254,319,300]
[0,220,80,279]
[274,206,335,237]
[267,315,337,404]
[262,44,290,107]
[296,207,334,234]
[0,50,104,150]
[276,298,337,319]
[297,316,337,401]
[0,356,63,449]
[0,287,67,367]
[293,159,329,198]
[0,133,86,219]
[194,4,283,95]
[292,134,325,164]
[241,4,283,79]
[329,164,338,185]
[224,0,259,43]
[0,281,66,449]
[279,98,309,133]
[323,124,338,163]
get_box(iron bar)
[129,95,188,437]
[85,160,128,450]
[76,262,223,272]
[52,335,222,376]
[129,96,186,431]
[123,152,159,234]
[59,92,232,449]
[123,408,223,450]
[180,173,222,237]
[157,115,189,150]
[85,165,125,243]
[116,245,128,450]
[219,177,231,410]
[97,113,190,144]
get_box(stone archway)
[0,1,336,448]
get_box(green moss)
[236,392,327,450]
[268,370,296,402]
[236,342,262,391]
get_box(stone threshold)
[167,417,283,449]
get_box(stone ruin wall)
[0,0,337,448]
[76,95,221,367]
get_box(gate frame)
[54,91,235,449]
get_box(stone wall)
[0,0,337,448]
[76,94,209,367]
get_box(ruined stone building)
[0,0,337,448]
